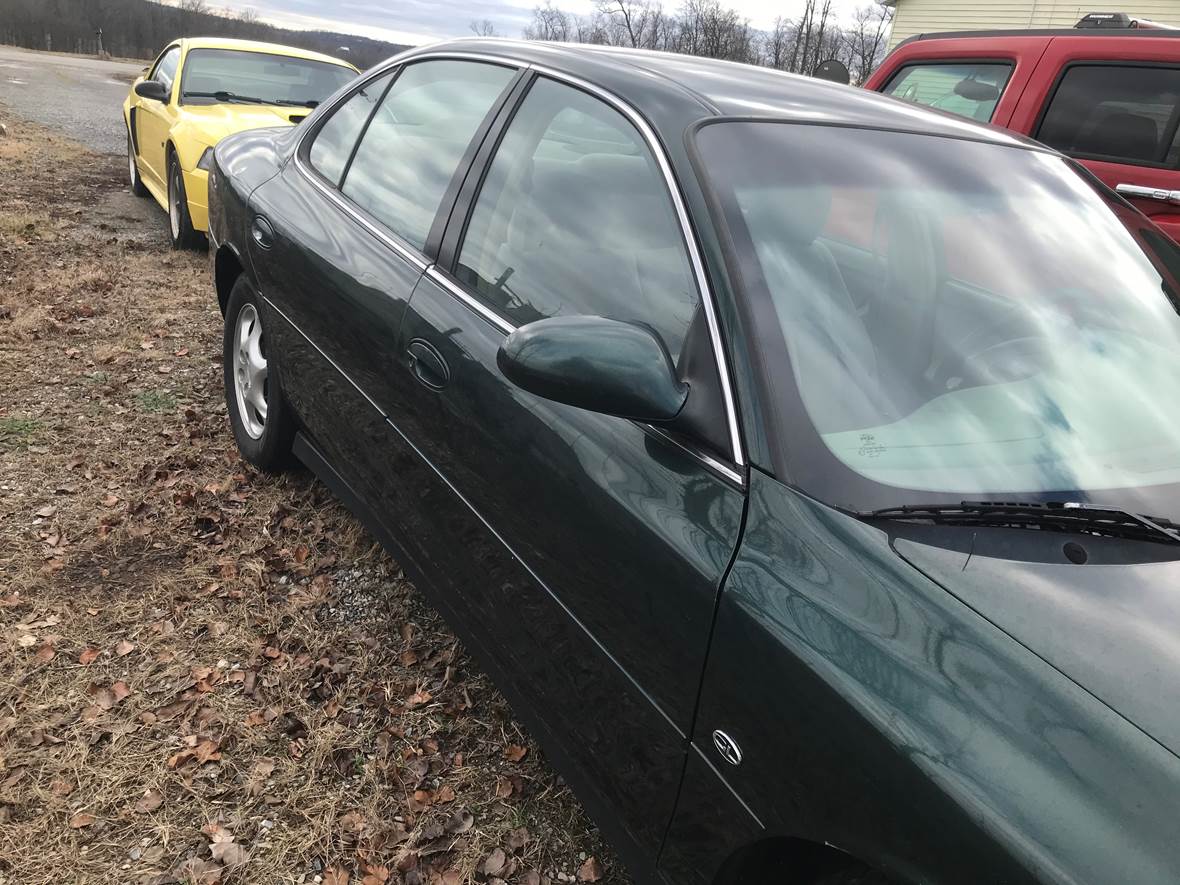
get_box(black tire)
[167,153,201,250]
[127,130,149,198]
[223,276,296,473]
[812,866,894,885]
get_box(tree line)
[522,0,894,84]
[0,0,408,69]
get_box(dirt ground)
[0,111,624,885]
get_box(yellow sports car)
[123,37,357,249]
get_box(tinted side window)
[455,78,699,357]
[153,46,181,92]
[309,71,394,186]
[342,61,515,250]
[882,62,1012,122]
[1038,65,1180,166]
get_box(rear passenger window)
[882,62,1012,122]
[342,60,515,249]
[455,77,699,358]
[308,72,394,185]
[1038,65,1180,166]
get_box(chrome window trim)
[426,265,514,334]
[292,51,527,274]
[525,63,745,471]
[291,47,747,481]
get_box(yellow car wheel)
[127,131,148,199]
[167,155,201,251]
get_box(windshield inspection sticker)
[858,433,886,458]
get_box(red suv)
[865,21,1180,241]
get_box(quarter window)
[308,71,394,186]
[455,77,699,358]
[152,46,181,93]
[1037,65,1180,166]
[342,60,515,250]
[883,62,1012,122]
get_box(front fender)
[661,471,1180,885]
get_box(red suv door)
[1013,36,1180,241]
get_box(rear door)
[1017,36,1180,241]
[249,58,519,508]
[868,36,1052,127]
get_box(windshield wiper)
[865,501,1180,546]
[183,90,268,105]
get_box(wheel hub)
[232,303,268,440]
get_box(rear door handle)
[407,338,450,390]
[1116,183,1180,205]
[251,216,275,249]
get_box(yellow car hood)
[180,103,309,146]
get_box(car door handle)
[251,216,275,249]
[1116,183,1180,205]
[407,339,450,390]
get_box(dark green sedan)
[206,39,1180,885]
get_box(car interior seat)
[738,185,886,433]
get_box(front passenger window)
[153,46,181,94]
[342,60,515,249]
[455,77,700,358]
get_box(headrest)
[738,186,833,247]
[1078,112,1159,162]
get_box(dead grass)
[0,108,622,885]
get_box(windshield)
[696,121,1180,515]
[180,49,354,107]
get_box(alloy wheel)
[232,303,268,439]
[169,168,181,241]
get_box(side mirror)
[135,80,170,103]
[497,316,687,422]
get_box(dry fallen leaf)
[481,848,507,878]
[577,857,604,882]
[78,647,100,665]
[34,504,57,518]
[210,841,249,866]
[34,643,55,663]
[134,789,163,814]
[504,744,528,763]
[323,868,351,885]
[114,639,135,657]
[68,812,95,829]
[494,775,515,799]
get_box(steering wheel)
[929,310,1056,390]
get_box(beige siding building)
[883,2,1180,47]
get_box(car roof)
[180,37,358,70]
[408,38,1040,150]
[896,26,1180,46]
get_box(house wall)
[885,1,1180,47]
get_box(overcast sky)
[212,0,867,46]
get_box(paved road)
[0,46,145,154]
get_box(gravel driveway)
[0,46,144,154]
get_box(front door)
[134,44,181,189]
[389,74,746,862]
[1019,42,1180,242]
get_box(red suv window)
[881,61,1014,122]
[1036,64,1180,167]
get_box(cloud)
[217,0,860,45]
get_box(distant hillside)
[0,0,411,69]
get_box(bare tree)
[596,0,665,49]
[470,18,499,37]
[237,7,261,24]
[524,2,574,41]
[844,3,894,83]
[760,16,793,70]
